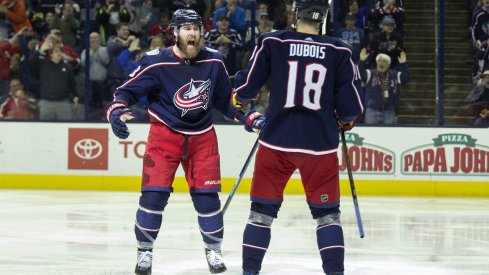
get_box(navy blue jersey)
[235,30,364,155]
[113,47,236,135]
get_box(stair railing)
[436,0,445,125]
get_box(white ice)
[0,191,488,275]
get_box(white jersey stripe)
[319,245,345,252]
[316,223,342,231]
[135,222,160,232]
[242,243,268,251]
[200,226,224,235]
[138,205,163,215]
[198,209,222,218]
[247,222,271,229]
[148,110,213,135]
[259,140,338,155]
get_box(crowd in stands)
[468,0,489,126]
[0,0,409,125]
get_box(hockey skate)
[135,249,153,275]
[204,248,227,274]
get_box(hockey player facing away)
[232,0,364,274]
[106,9,260,275]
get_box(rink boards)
[0,122,488,197]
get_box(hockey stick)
[222,137,260,215]
[340,129,365,238]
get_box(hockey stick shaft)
[340,129,365,238]
[222,138,260,215]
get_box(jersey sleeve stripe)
[196,59,230,76]
[115,62,180,91]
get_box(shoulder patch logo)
[305,37,314,42]
[146,48,160,56]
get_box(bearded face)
[175,24,204,59]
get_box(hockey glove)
[231,91,249,109]
[107,103,135,139]
[337,119,356,131]
[245,111,266,133]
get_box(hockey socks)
[316,213,345,273]
[191,193,224,247]
[135,191,170,245]
[242,211,274,272]
[198,209,224,246]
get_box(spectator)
[246,11,276,47]
[39,29,80,69]
[0,0,32,33]
[0,27,22,97]
[359,50,409,124]
[95,0,131,45]
[8,52,20,79]
[30,41,78,121]
[346,0,368,30]
[0,78,37,120]
[205,15,243,75]
[170,0,207,18]
[116,37,142,75]
[56,0,81,20]
[336,13,364,60]
[107,23,134,91]
[51,2,80,48]
[125,0,153,36]
[369,0,405,35]
[80,32,109,108]
[147,11,174,47]
[364,15,404,68]
[45,12,55,30]
[30,11,50,39]
[472,1,489,73]
[465,69,489,122]
[212,0,246,35]
[474,108,489,125]
[272,1,293,30]
[20,38,40,98]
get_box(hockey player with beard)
[106,9,264,275]
[232,0,364,274]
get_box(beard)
[176,35,204,59]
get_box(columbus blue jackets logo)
[173,78,211,116]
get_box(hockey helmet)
[294,0,330,22]
[170,9,203,34]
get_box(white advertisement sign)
[0,123,488,182]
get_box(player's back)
[245,30,363,154]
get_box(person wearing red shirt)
[0,78,37,120]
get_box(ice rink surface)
[0,190,488,275]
